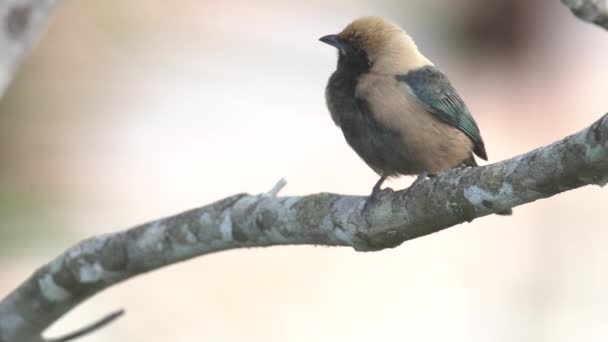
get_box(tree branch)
[1,112,607,341]
[562,0,608,30]
[0,0,60,98]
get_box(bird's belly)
[326,70,474,177]
[340,111,423,176]
[340,107,473,177]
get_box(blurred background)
[1,0,608,341]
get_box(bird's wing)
[397,66,487,160]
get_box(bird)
[320,16,511,215]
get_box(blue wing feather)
[397,66,487,160]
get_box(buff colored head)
[320,16,432,74]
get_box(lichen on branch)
[1,112,608,342]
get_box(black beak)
[319,34,342,48]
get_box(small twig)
[562,0,608,30]
[47,309,124,342]
[266,178,287,197]
[0,0,61,98]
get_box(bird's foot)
[401,172,429,201]
[362,176,390,216]
[362,186,394,220]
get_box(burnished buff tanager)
[320,16,511,215]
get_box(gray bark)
[562,0,608,30]
[0,0,59,98]
[1,112,608,341]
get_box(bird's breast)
[326,70,413,176]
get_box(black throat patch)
[335,48,370,90]
[326,49,412,176]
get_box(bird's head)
[320,16,432,74]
